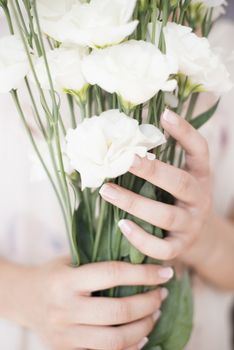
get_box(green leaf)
[120,235,131,257]
[74,201,93,264]
[130,245,145,264]
[190,99,220,129]
[139,181,157,200]
[162,272,193,350]
[144,276,180,348]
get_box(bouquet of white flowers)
[0,0,232,349]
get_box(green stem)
[92,199,107,262]
[15,0,30,39]
[9,0,52,123]
[24,77,47,138]
[67,95,77,128]
[83,189,94,244]
[11,91,68,233]
[33,1,73,217]
[23,0,42,55]
[185,93,199,121]
[151,0,157,44]
[94,86,103,114]
[3,5,14,34]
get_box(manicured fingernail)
[160,288,169,301]
[131,155,142,168]
[158,267,174,279]
[162,109,178,125]
[137,337,149,349]
[153,310,161,322]
[118,219,132,237]
[99,184,118,200]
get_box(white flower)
[31,46,88,92]
[151,22,233,95]
[65,109,166,189]
[82,40,178,106]
[37,0,77,18]
[0,35,30,93]
[191,0,227,7]
[38,0,138,48]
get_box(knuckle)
[106,261,122,281]
[164,209,176,230]
[106,331,125,350]
[113,300,132,323]
[146,159,157,178]
[177,172,191,194]
[125,195,136,212]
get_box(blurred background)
[226,1,234,20]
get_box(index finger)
[71,261,173,293]
[161,109,210,178]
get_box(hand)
[99,109,213,262]
[22,257,171,350]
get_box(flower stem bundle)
[0,0,231,349]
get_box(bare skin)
[1,109,234,349]
[0,258,171,350]
[100,109,234,290]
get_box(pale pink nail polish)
[99,184,118,200]
[153,310,161,322]
[162,109,178,125]
[160,288,169,301]
[158,267,174,279]
[118,220,132,236]
[137,337,149,349]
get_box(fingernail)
[162,109,178,125]
[137,337,149,349]
[131,155,142,169]
[158,267,174,279]
[118,219,132,237]
[160,288,169,301]
[99,184,119,200]
[152,310,161,322]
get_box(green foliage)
[190,99,220,129]
[162,273,193,350]
[145,277,180,348]
[145,273,193,350]
[73,201,93,264]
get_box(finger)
[118,219,186,260]
[99,183,191,231]
[130,156,200,205]
[71,289,166,325]
[67,315,156,350]
[125,337,149,350]
[161,109,210,178]
[72,261,174,293]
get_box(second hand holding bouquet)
[0,0,232,349]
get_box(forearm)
[0,259,36,327]
[181,213,234,290]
